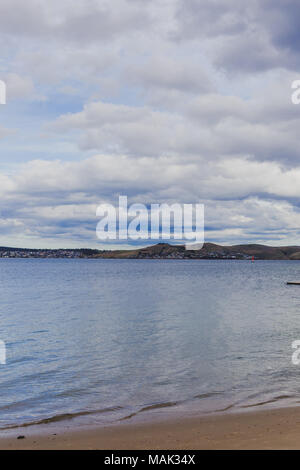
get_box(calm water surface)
[0,259,300,431]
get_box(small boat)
[287,281,300,285]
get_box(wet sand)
[1,406,300,449]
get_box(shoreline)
[1,242,300,260]
[1,406,300,449]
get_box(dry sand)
[1,406,300,449]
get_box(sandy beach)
[1,406,300,450]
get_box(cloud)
[127,56,213,95]
[0,0,154,42]
[0,153,299,247]
[4,73,45,101]
[0,0,299,247]
[174,0,300,72]
[48,78,300,165]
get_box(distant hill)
[92,242,300,260]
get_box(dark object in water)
[17,435,25,439]
[287,282,300,285]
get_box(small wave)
[193,392,221,400]
[140,401,178,412]
[213,403,236,412]
[121,401,178,421]
[240,394,294,409]
[0,406,123,430]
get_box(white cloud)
[0,153,299,247]
[4,73,45,101]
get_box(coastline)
[1,406,300,450]
[2,242,300,260]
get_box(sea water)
[0,259,300,430]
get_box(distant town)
[1,242,300,260]
[0,248,93,259]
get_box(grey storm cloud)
[174,0,300,72]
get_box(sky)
[0,0,300,249]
